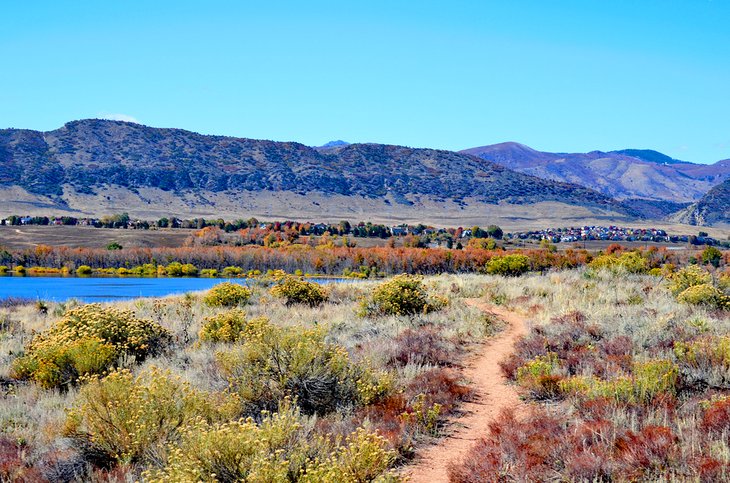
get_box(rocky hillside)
[0,120,638,220]
[461,142,730,202]
[674,178,730,226]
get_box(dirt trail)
[404,300,529,483]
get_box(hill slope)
[0,120,638,224]
[674,177,730,226]
[461,143,730,202]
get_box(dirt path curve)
[404,300,529,482]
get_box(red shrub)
[405,368,473,414]
[602,335,633,356]
[0,438,46,482]
[615,425,678,479]
[696,456,728,483]
[356,394,409,452]
[701,398,730,434]
[499,353,526,380]
[565,449,613,481]
[448,408,569,483]
[388,327,456,368]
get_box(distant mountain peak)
[460,142,730,204]
[319,140,350,148]
[610,149,691,165]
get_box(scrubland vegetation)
[0,274,493,481]
[449,255,730,482]
[1,244,728,481]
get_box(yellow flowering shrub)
[359,274,446,317]
[270,276,329,307]
[203,282,252,307]
[485,254,532,276]
[669,265,712,295]
[677,284,729,309]
[589,251,648,274]
[199,309,261,343]
[144,402,398,483]
[216,319,389,415]
[301,428,398,483]
[64,367,241,466]
[10,304,171,388]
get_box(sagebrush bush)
[64,367,241,466]
[270,275,329,307]
[10,304,171,388]
[485,254,531,276]
[199,309,261,343]
[216,318,391,415]
[360,274,446,316]
[203,282,252,307]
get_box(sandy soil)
[403,301,529,483]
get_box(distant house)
[391,225,408,236]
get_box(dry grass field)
[0,225,193,250]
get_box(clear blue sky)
[1,0,729,163]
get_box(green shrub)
[181,263,198,276]
[203,282,252,307]
[677,284,729,309]
[360,274,446,316]
[485,254,531,276]
[165,262,184,276]
[216,318,390,415]
[701,246,723,267]
[64,367,241,466]
[0,265,7,274]
[76,265,92,275]
[222,266,244,277]
[270,276,328,307]
[559,359,678,403]
[199,309,260,343]
[10,304,171,388]
[669,265,712,295]
[200,268,218,277]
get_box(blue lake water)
[0,276,345,303]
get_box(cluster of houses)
[507,226,719,245]
[1,216,99,226]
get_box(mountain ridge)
[0,119,640,223]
